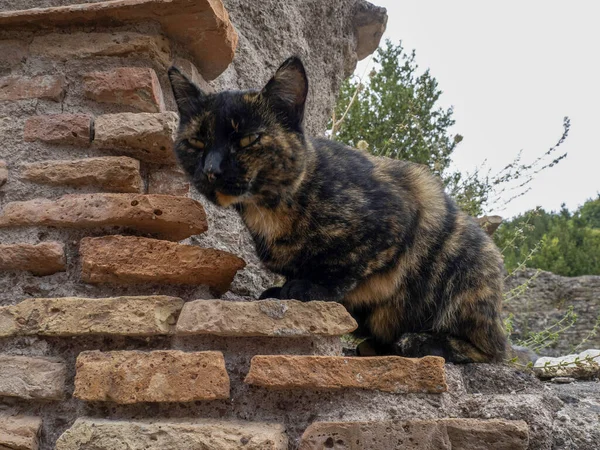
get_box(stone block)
[147,167,190,196]
[74,350,230,403]
[245,355,447,394]
[0,415,42,450]
[0,242,65,276]
[80,235,245,294]
[0,296,183,337]
[0,193,207,241]
[23,114,91,146]
[0,75,64,101]
[0,355,66,400]
[176,300,358,337]
[20,157,143,193]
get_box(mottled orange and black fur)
[168,57,508,363]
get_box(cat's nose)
[203,151,223,182]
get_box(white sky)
[357,0,600,218]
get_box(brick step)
[0,415,42,450]
[176,299,358,337]
[20,157,143,193]
[0,74,64,102]
[300,418,529,450]
[56,418,287,450]
[80,236,245,294]
[24,114,91,146]
[0,296,183,337]
[0,242,65,275]
[245,355,447,394]
[0,354,66,400]
[0,193,207,241]
[74,350,230,404]
[84,67,165,113]
[93,112,178,164]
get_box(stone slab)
[0,355,66,400]
[23,114,91,146]
[0,242,65,276]
[0,415,42,450]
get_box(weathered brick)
[148,167,190,196]
[0,415,42,450]
[177,300,358,337]
[74,350,230,403]
[300,418,529,450]
[93,112,178,164]
[30,32,171,67]
[56,418,287,450]
[0,39,28,72]
[80,235,246,294]
[0,75,64,102]
[0,242,65,276]
[172,57,214,93]
[0,296,183,338]
[84,67,165,112]
[0,193,207,241]
[245,355,447,394]
[23,114,91,146]
[20,157,143,193]
[0,160,7,187]
[0,355,66,400]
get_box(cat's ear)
[168,66,206,123]
[261,56,308,131]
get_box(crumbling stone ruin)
[0,1,598,449]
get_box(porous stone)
[0,242,65,276]
[55,418,287,450]
[176,300,358,337]
[0,355,66,400]
[80,235,246,294]
[147,167,190,196]
[73,350,230,403]
[0,415,42,450]
[534,349,600,379]
[0,75,64,101]
[20,157,143,193]
[477,215,503,235]
[93,112,178,164]
[23,114,91,146]
[0,160,7,187]
[0,296,184,337]
[0,193,207,241]
[83,67,165,112]
[30,32,171,67]
[245,355,447,394]
[300,418,529,450]
[353,1,388,60]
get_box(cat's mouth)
[212,178,255,207]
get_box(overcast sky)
[358,1,600,218]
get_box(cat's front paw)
[258,286,283,299]
[279,279,314,301]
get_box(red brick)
[24,114,91,146]
[0,193,207,241]
[147,167,190,196]
[245,355,447,393]
[74,350,230,403]
[84,67,165,112]
[0,242,65,276]
[80,235,246,294]
[0,415,42,450]
[0,75,64,102]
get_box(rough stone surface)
[177,300,358,337]
[0,160,7,188]
[23,114,91,146]
[80,235,246,294]
[0,39,28,74]
[147,167,190,196]
[83,67,164,112]
[300,418,529,450]
[30,32,171,67]
[0,193,207,241]
[0,242,65,276]
[505,269,600,355]
[20,157,143,193]
[55,418,287,450]
[0,355,66,400]
[93,112,178,164]
[477,215,503,235]
[535,349,600,379]
[353,1,388,60]
[0,415,42,450]
[0,296,183,337]
[74,350,230,403]
[0,75,64,102]
[245,355,447,394]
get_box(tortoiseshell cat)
[168,57,507,363]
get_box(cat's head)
[168,57,309,208]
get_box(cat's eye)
[239,133,261,148]
[187,138,205,150]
